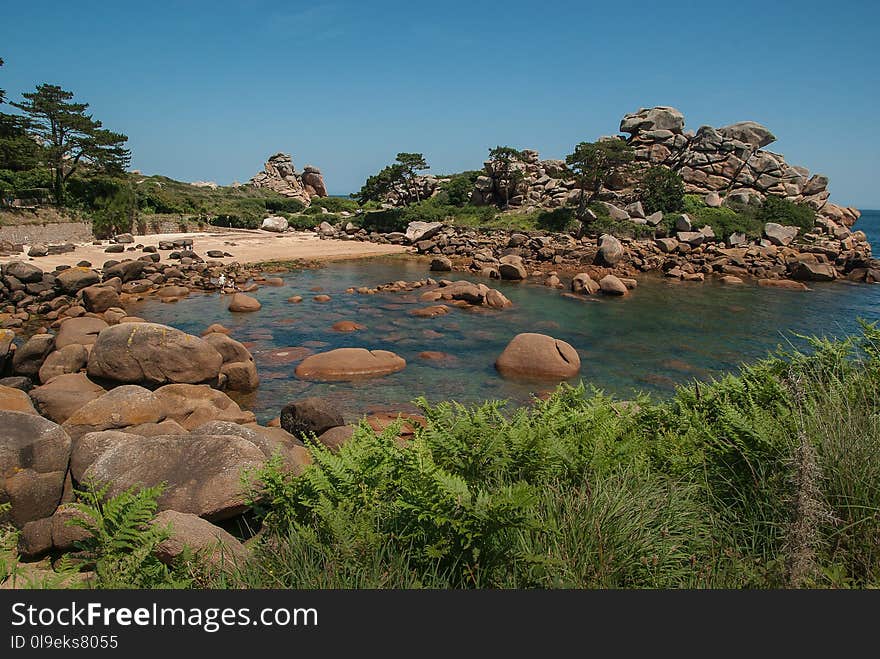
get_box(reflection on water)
[130,212,880,423]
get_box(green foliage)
[673,194,763,238]
[69,483,192,589]
[640,166,685,214]
[264,197,306,213]
[757,196,815,233]
[90,184,136,238]
[565,139,634,215]
[358,196,496,233]
[307,196,360,213]
[439,170,481,207]
[487,146,525,209]
[11,84,129,203]
[230,324,880,589]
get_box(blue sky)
[1,0,878,206]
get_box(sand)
[0,228,407,272]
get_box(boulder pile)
[248,152,327,205]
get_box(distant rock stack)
[248,153,327,205]
[469,106,860,227]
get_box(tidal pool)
[131,212,880,424]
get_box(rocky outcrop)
[248,153,327,206]
[463,106,860,229]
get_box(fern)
[69,482,192,589]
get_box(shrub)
[757,196,815,233]
[440,171,481,207]
[306,196,360,214]
[676,194,764,238]
[640,167,685,214]
[264,197,306,213]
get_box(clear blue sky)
[2,0,878,207]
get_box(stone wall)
[0,222,93,245]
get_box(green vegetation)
[486,146,525,209]
[565,139,634,218]
[8,325,875,590]
[11,84,129,204]
[640,166,685,214]
[233,322,880,589]
[68,483,193,589]
[438,170,481,207]
[665,194,817,240]
[758,195,816,233]
[354,153,429,206]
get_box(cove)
[127,214,880,424]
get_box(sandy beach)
[0,228,408,272]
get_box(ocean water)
[131,210,880,423]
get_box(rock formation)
[468,106,860,227]
[248,153,327,205]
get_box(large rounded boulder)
[295,348,406,381]
[87,322,223,386]
[71,430,266,521]
[495,333,581,380]
[0,411,72,526]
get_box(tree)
[354,163,406,204]
[640,166,684,214]
[487,146,524,209]
[355,153,429,206]
[0,57,41,175]
[565,139,634,219]
[11,84,130,203]
[395,152,428,204]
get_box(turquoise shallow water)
[131,211,880,424]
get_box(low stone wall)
[0,222,93,245]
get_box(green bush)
[640,166,685,214]
[675,194,763,238]
[439,171,481,207]
[264,198,306,213]
[757,196,815,233]
[306,196,360,214]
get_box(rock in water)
[280,397,344,439]
[495,333,581,380]
[599,274,628,295]
[228,293,261,312]
[295,348,406,381]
